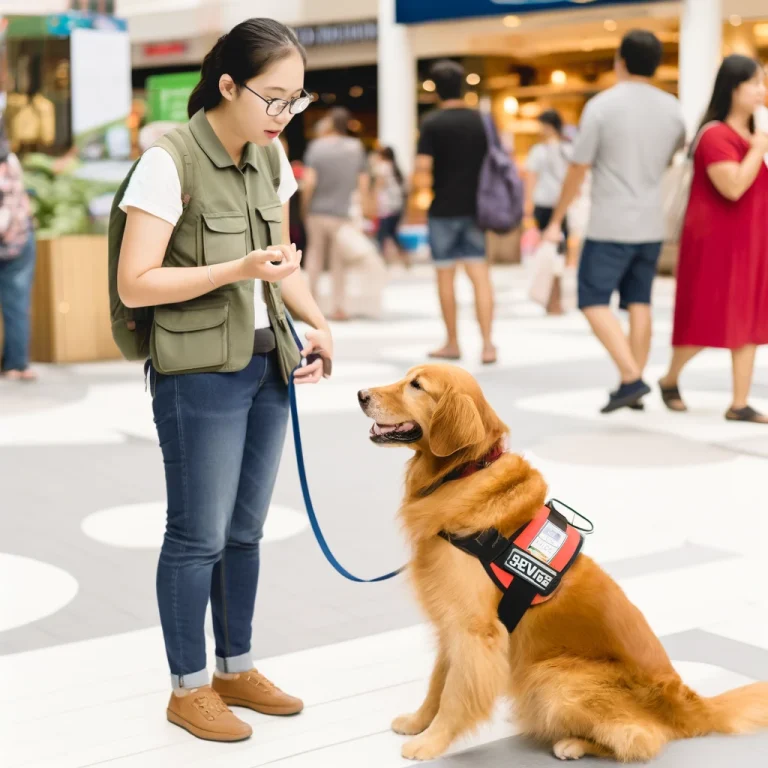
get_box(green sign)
[145,71,199,123]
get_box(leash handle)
[286,317,404,583]
[548,498,595,535]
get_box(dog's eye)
[410,379,422,390]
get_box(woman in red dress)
[660,55,768,422]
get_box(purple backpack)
[476,113,524,234]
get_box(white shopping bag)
[528,241,564,308]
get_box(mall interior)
[2,2,768,767]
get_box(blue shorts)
[578,240,662,310]
[428,216,486,268]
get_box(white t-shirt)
[120,139,298,329]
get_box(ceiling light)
[729,15,742,27]
[464,92,479,106]
[551,70,567,86]
[503,96,519,115]
[466,73,481,86]
[349,86,363,98]
[755,22,768,38]
[503,15,521,28]
[604,20,617,32]
[422,79,436,92]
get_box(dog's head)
[358,364,505,458]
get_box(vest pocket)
[202,212,248,265]
[153,304,229,374]
[256,202,283,247]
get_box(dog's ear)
[429,391,486,457]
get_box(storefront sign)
[145,71,199,123]
[397,0,660,25]
[293,21,377,47]
[6,12,126,38]
[143,41,188,57]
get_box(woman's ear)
[428,391,486,457]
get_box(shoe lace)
[246,669,279,693]
[192,691,229,721]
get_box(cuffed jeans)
[151,350,289,689]
[0,233,36,372]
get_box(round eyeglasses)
[244,85,314,116]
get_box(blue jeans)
[428,216,486,268]
[0,234,36,372]
[151,350,289,689]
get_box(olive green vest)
[149,110,301,383]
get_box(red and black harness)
[433,445,592,634]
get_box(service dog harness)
[435,445,591,633]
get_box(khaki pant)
[305,214,347,313]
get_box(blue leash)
[286,319,404,583]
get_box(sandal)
[659,380,687,412]
[725,406,768,424]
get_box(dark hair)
[538,109,564,137]
[430,60,464,101]
[329,107,351,135]
[698,54,760,135]
[188,18,306,119]
[378,146,404,187]
[619,30,663,78]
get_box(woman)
[372,146,408,267]
[117,19,332,741]
[659,55,768,422]
[0,131,37,382]
[526,109,572,314]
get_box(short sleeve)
[417,120,435,157]
[275,139,297,204]
[358,142,368,175]
[119,147,182,226]
[526,143,545,173]
[695,124,743,168]
[571,100,601,166]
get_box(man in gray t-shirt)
[303,108,369,319]
[545,30,686,414]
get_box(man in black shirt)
[415,60,496,364]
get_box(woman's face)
[231,50,305,146]
[733,68,767,115]
[539,122,557,141]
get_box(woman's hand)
[293,326,333,385]
[240,243,302,283]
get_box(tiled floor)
[2,264,768,766]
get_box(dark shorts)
[578,239,662,310]
[428,216,486,268]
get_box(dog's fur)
[359,364,768,762]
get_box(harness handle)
[548,498,595,535]
[287,317,404,583]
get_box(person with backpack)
[112,18,332,742]
[415,60,501,366]
[0,124,37,382]
[543,30,686,413]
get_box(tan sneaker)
[166,686,252,742]
[212,669,304,716]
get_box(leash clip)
[548,498,595,535]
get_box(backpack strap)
[155,129,195,206]
[480,112,502,150]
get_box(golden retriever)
[358,364,768,763]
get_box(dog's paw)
[553,738,587,761]
[402,733,450,761]
[392,713,429,736]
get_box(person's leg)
[303,215,330,301]
[732,344,759,410]
[620,243,663,376]
[211,352,289,675]
[660,347,704,388]
[459,219,496,363]
[428,217,461,358]
[579,241,640,383]
[328,217,349,320]
[152,361,257,693]
[0,235,36,374]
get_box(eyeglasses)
[244,85,314,116]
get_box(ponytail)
[187,18,307,119]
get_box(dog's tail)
[670,681,768,737]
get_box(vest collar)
[189,109,261,171]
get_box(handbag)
[528,240,563,308]
[663,122,717,244]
